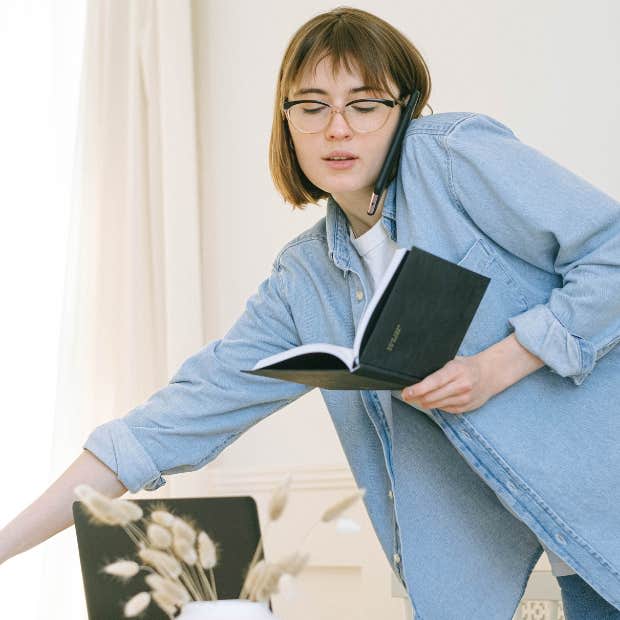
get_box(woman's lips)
[323,158,358,169]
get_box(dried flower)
[151,510,176,528]
[321,489,366,523]
[197,531,217,569]
[278,550,310,576]
[268,474,291,521]
[152,590,179,616]
[74,484,142,526]
[74,484,125,526]
[172,516,197,545]
[145,573,191,606]
[147,523,173,549]
[138,547,182,580]
[243,551,309,602]
[123,591,151,617]
[172,537,198,565]
[240,559,265,600]
[251,562,285,601]
[102,559,141,580]
[74,475,364,613]
[116,500,144,522]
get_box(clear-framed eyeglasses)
[283,95,408,134]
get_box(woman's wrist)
[478,333,545,395]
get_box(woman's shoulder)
[407,110,516,140]
[272,217,328,269]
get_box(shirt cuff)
[507,304,597,386]
[83,419,167,493]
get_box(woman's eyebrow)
[292,85,377,97]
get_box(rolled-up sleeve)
[83,256,312,493]
[444,113,620,386]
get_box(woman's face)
[286,56,402,203]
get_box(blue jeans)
[557,574,620,619]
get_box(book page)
[250,343,356,371]
[352,247,408,361]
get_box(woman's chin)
[320,177,370,196]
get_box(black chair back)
[73,495,266,619]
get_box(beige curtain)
[40,1,204,617]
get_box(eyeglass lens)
[288,100,391,133]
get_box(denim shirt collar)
[325,178,401,272]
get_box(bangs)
[283,22,402,101]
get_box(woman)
[2,7,619,619]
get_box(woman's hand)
[400,354,496,414]
[400,334,546,414]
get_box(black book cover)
[242,245,490,390]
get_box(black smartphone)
[367,88,421,215]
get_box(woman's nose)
[325,109,353,138]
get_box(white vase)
[175,599,279,619]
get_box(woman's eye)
[352,104,377,113]
[300,106,325,114]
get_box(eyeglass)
[283,96,408,134]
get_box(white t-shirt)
[348,218,576,576]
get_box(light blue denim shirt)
[84,112,620,619]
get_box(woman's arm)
[402,334,545,413]
[83,260,312,494]
[0,254,311,564]
[479,332,546,392]
[0,449,127,565]
[441,113,620,386]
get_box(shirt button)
[393,553,401,564]
[388,489,394,500]
[355,289,364,301]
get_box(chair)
[73,495,269,619]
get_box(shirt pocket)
[456,238,529,357]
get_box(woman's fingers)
[401,355,492,414]
[435,396,473,412]
[406,380,470,408]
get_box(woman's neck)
[332,190,387,238]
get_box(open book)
[242,245,490,390]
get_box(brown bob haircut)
[269,6,433,210]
